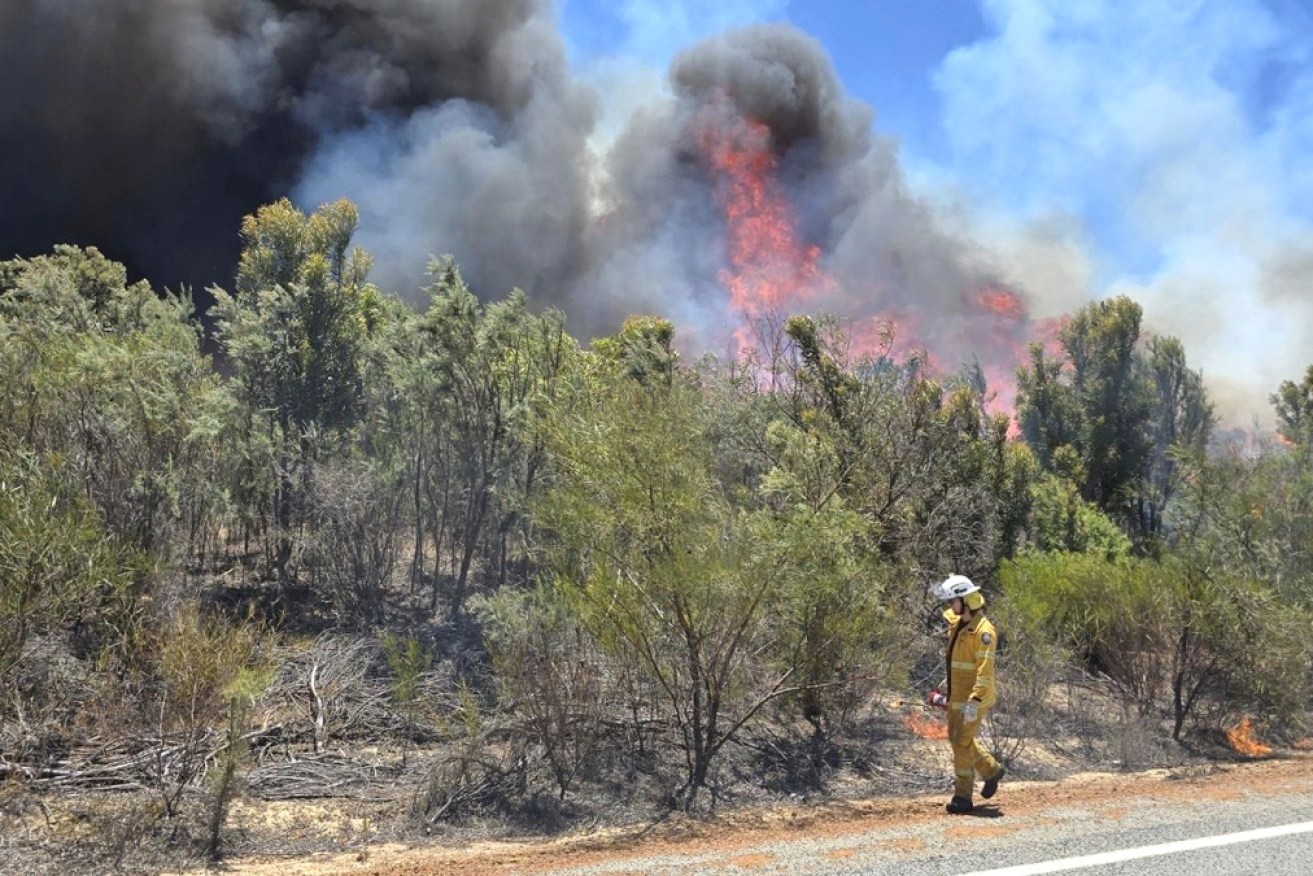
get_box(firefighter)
[926,574,1005,814]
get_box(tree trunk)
[410,444,425,593]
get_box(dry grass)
[1,610,1304,874]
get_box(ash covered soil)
[4,686,1309,876]
[178,753,1313,876]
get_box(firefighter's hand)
[926,689,948,710]
[962,700,979,722]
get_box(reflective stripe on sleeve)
[951,661,976,670]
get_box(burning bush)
[1225,716,1272,758]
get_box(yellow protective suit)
[944,607,1002,800]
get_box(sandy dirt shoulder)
[170,751,1313,876]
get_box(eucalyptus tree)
[1057,296,1153,511]
[0,451,143,691]
[371,259,573,615]
[1016,296,1215,546]
[1265,366,1313,604]
[1139,336,1214,544]
[211,199,380,583]
[1273,365,1313,450]
[1015,342,1082,476]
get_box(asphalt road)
[911,804,1313,876]
[524,760,1313,876]
[537,787,1313,876]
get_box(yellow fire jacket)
[943,608,998,709]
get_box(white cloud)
[930,0,1313,423]
[612,0,790,65]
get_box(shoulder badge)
[981,632,992,645]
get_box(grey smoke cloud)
[1,4,1033,388]
[300,20,1013,352]
[589,24,1022,363]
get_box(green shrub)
[1002,551,1309,738]
[1003,553,1166,681]
[1027,474,1131,558]
[153,607,270,817]
[0,452,142,688]
[985,594,1070,766]
[475,584,606,798]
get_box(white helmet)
[934,574,980,603]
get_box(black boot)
[982,765,1006,799]
[946,795,974,814]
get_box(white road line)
[957,820,1313,876]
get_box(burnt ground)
[178,752,1313,876]
[2,679,1307,876]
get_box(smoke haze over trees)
[0,199,1310,864]
[3,2,1308,422]
[0,2,1096,401]
[2,3,1311,866]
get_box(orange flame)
[964,288,1071,427]
[695,100,1072,424]
[1225,716,1272,757]
[902,711,948,740]
[977,287,1027,322]
[697,103,832,341]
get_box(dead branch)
[246,752,404,802]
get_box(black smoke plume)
[2,6,1024,373]
[0,0,584,300]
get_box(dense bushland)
[2,200,1310,863]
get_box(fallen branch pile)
[0,732,218,792]
[247,752,406,801]
[258,634,458,748]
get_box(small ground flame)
[902,711,948,741]
[1225,716,1273,757]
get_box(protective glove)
[962,700,979,722]
[926,689,948,710]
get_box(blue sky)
[561,1,989,162]
[561,0,987,162]
[557,0,1313,421]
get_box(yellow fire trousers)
[948,705,1001,799]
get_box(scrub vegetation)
[1,200,1310,871]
